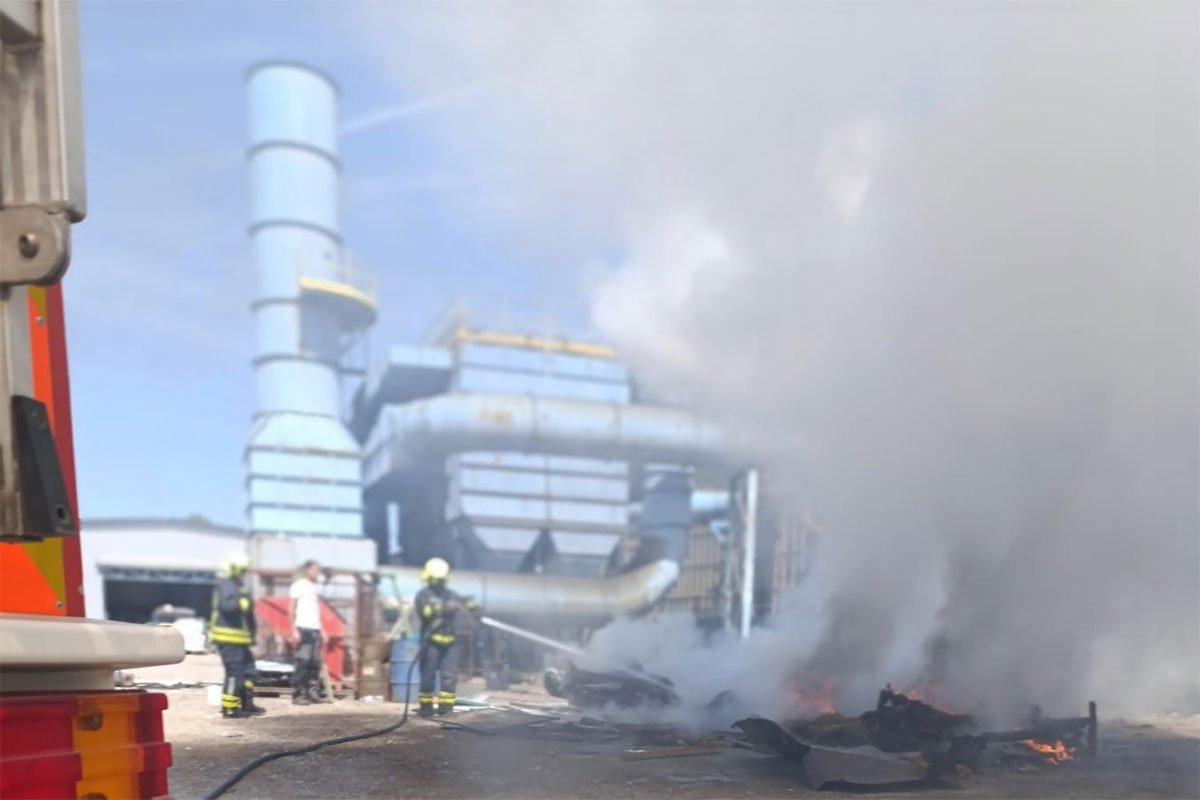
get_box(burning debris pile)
[472,619,1101,791]
[733,685,1097,788]
[523,661,1100,791]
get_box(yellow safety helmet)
[421,557,450,584]
[218,551,250,578]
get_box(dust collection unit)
[241,63,817,632]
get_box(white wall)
[79,523,246,618]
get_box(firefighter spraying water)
[413,557,480,718]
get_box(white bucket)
[206,684,222,707]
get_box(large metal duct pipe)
[245,63,370,538]
[634,465,693,563]
[630,489,731,523]
[364,393,727,484]
[379,559,679,628]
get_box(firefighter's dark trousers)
[217,643,255,715]
[292,628,322,697]
[418,641,458,714]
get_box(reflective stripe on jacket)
[414,585,479,645]
[210,577,254,645]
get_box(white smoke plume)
[350,3,1200,720]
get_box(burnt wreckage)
[736,686,1098,788]
[544,662,679,709]
[533,666,1098,790]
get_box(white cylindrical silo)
[244,63,374,539]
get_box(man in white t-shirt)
[288,560,328,705]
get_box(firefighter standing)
[210,552,265,718]
[414,557,479,718]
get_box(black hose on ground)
[201,637,428,800]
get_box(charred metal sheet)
[545,662,679,709]
[733,717,811,761]
[787,713,871,749]
[861,685,975,751]
[735,716,929,789]
[949,700,1098,763]
[802,744,928,789]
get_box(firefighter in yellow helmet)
[210,552,265,718]
[414,557,479,718]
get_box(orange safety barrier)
[0,689,172,800]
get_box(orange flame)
[1021,739,1076,764]
[790,679,836,716]
[896,683,959,713]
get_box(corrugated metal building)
[79,518,245,622]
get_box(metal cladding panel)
[370,347,453,400]
[458,342,541,371]
[248,414,360,456]
[451,494,627,530]
[458,343,629,384]
[455,467,547,497]
[451,493,547,523]
[547,474,628,502]
[248,451,360,482]
[548,500,628,527]
[249,150,338,232]
[549,531,621,557]
[246,65,338,154]
[481,552,527,572]
[545,456,628,477]
[252,227,338,299]
[548,352,629,383]
[247,478,360,508]
[451,467,627,502]
[250,534,376,572]
[250,507,362,537]
[456,367,631,403]
[254,303,299,357]
[255,360,340,416]
[472,526,541,554]
[388,344,455,372]
[453,452,548,471]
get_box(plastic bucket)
[389,637,421,704]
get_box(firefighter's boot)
[241,682,266,716]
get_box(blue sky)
[67,1,593,526]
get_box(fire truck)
[1,1,184,797]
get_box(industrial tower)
[244,63,374,539]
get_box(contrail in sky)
[342,83,483,136]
